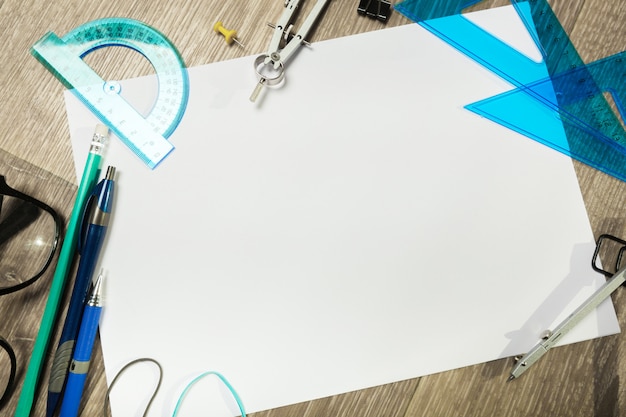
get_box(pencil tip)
[507,375,515,382]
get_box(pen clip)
[77,185,100,253]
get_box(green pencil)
[14,125,109,417]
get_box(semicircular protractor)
[31,17,190,169]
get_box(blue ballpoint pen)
[47,165,116,417]
[59,272,105,417]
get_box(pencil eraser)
[94,124,109,137]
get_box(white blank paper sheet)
[65,6,620,417]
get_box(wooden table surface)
[1,0,625,416]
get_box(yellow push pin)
[213,21,245,47]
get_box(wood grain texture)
[0,1,624,416]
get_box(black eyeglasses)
[0,175,62,410]
[0,175,61,295]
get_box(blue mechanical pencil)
[59,271,105,417]
[47,165,115,417]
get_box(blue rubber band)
[172,371,247,417]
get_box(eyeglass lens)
[0,194,57,292]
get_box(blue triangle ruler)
[469,52,626,180]
[395,0,626,181]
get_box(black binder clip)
[592,234,626,285]
[357,0,392,22]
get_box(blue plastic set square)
[394,0,626,181]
